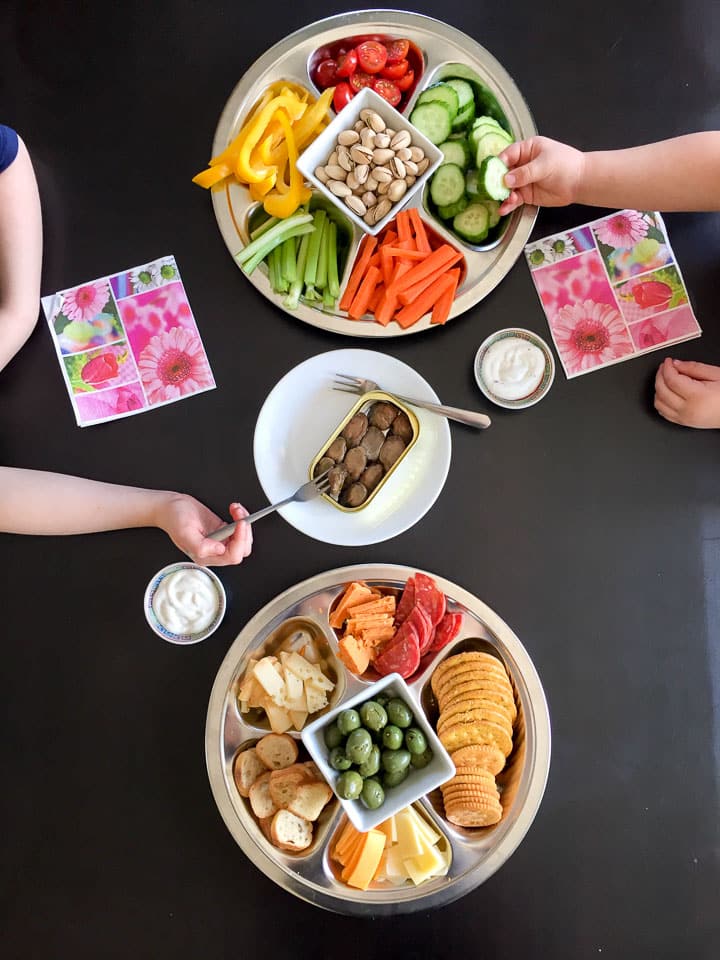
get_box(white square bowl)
[296,87,443,236]
[300,672,455,832]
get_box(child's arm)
[0,135,43,371]
[499,133,720,214]
[0,467,253,565]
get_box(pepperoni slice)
[414,573,446,627]
[374,620,420,678]
[394,577,416,624]
[372,78,401,107]
[405,604,434,655]
[429,612,463,652]
[356,40,388,74]
[385,39,410,63]
[349,70,375,93]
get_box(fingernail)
[672,359,681,366]
[504,173,515,187]
[231,503,241,511]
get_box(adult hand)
[654,358,720,428]
[159,495,253,565]
[498,136,586,215]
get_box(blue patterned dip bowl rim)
[143,562,226,645]
[474,327,555,410]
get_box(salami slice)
[429,612,462,652]
[374,620,420,678]
[405,603,434,655]
[414,572,446,627]
[394,577,416,625]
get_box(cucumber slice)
[444,78,475,111]
[465,168,480,198]
[469,121,507,154]
[475,130,513,164]
[483,200,501,228]
[451,101,476,131]
[438,139,470,170]
[409,102,453,145]
[429,163,466,207]
[437,196,469,220]
[416,83,460,118]
[477,156,511,202]
[453,203,490,244]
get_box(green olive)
[382,747,411,775]
[323,722,344,750]
[383,766,410,788]
[336,770,364,800]
[382,725,403,750]
[329,746,352,771]
[360,778,385,810]
[375,694,389,708]
[405,727,428,755]
[345,727,373,764]
[337,709,361,736]
[359,700,388,732]
[358,745,381,778]
[410,748,433,769]
[386,698,413,729]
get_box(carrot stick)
[368,283,385,313]
[381,246,426,261]
[396,210,412,243]
[387,245,462,295]
[408,209,430,254]
[430,268,460,325]
[339,236,378,311]
[374,288,398,326]
[380,247,394,287]
[397,262,453,306]
[348,265,381,320]
[381,229,398,247]
[395,273,455,328]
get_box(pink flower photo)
[62,281,111,322]
[137,326,214,404]
[552,300,634,374]
[74,383,147,423]
[628,305,702,351]
[593,210,648,249]
[119,281,195,357]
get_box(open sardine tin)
[309,391,420,513]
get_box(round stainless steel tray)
[205,563,551,915]
[210,10,538,337]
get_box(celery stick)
[323,287,335,311]
[316,217,329,292]
[285,232,312,309]
[327,221,340,298]
[242,223,314,275]
[249,216,279,241]
[267,247,279,292]
[303,210,326,289]
[282,236,297,284]
[236,212,312,266]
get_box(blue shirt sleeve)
[0,125,19,173]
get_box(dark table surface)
[2,2,719,958]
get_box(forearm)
[577,133,720,211]
[0,467,172,535]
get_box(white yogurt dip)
[152,568,219,635]
[481,337,545,401]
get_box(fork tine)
[331,385,362,395]
[334,373,364,383]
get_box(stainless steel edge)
[209,10,538,338]
[205,562,551,915]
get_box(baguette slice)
[268,765,312,808]
[287,781,334,822]
[248,772,277,819]
[233,747,268,798]
[270,810,313,852]
[256,732,298,770]
[258,816,274,843]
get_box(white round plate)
[253,349,452,545]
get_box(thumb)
[504,158,544,190]
[672,359,720,382]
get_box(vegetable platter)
[205,564,550,915]
[199,10,538,337]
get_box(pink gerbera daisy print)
[62,281,109,322]
[137,326,214,404]
[594,211,648,249]
[553,299,634,374]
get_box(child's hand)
[159,495,253,566]
[654,358,720,428]
[498,137,586,215]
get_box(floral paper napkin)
[525,210,701,378]
[42,256,215,426]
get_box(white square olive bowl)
[296,87,443,236]
[300,672,455,832]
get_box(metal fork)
[206,469,331,541]
[333,374,491,429]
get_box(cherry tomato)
[372,78,401,107]
[349,71,375,93]
[315,58,339,88]
[395,68,415,92]
[385,39,410,64]
[356,40,388,74]
[333,82,354,112]
[336,49,358,78]
[380,59,408,80]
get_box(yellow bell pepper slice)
[262,109,310,218]
[236,94,306,183]
[208,88,274,168]
[192,163,232,188]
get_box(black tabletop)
[2,2,719,958]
